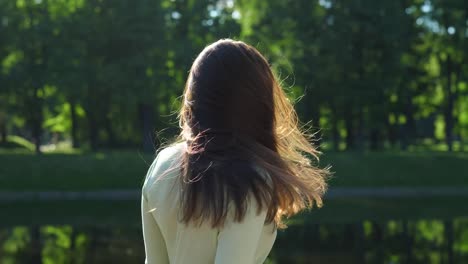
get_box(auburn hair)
[164,39,329,229]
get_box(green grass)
[0,150,467,191]
[322,151,468,187]
[0,151,155,191]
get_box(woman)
[141,39,329,264]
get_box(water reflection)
[272,218,468,264]
[1,218,467,264]
[0,225,145,264]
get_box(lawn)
[0,149,467,191]
[323,151,468,187]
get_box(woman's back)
[141,38,329,264]
[142,142,277,264]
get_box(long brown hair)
[169,39,329,229]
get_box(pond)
[1,197,467,264]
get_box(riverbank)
[1,150,467,191]
[1,187,468,201]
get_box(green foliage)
[0,0,467,152]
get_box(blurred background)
[0,0,467,263]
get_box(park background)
[0,0,468,263]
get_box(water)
[0,225,144,264]
[1,198,467,263]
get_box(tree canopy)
[0,0,467,153]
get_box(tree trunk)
[70,99,80,148]
[139,103,155,153]
[444,55,454,151]
[32,122,42,154]
[104,115,116,148]
[0,120,6,143]
[402,96,416,151]
[310,107,320,130]
[386,115,397,148]
[312,107,323,150]
[24,0,45,155]
[454,63,462,151]
[356,107,365,150]
[369,128,380,150]
[354,22,364,151]
[331,106,340,151]
[344,107,355,150]
[86,109,98,151]
[31,87,43,154]
[300,92,322,148]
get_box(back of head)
[176,39,329,229]
[182,39,276,148]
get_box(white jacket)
[141,142,277,264]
